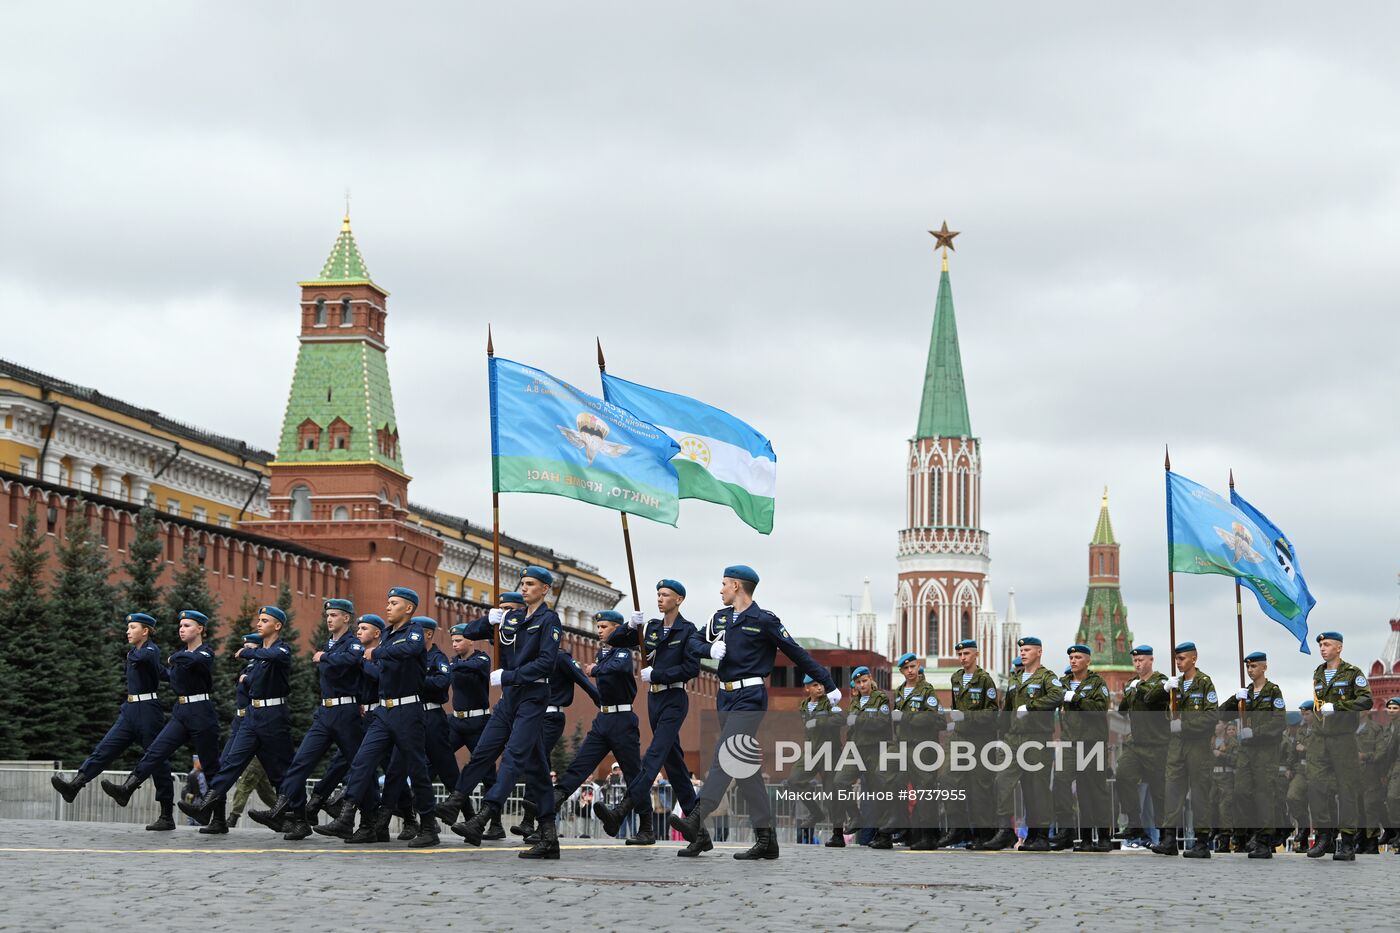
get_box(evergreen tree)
[0,551,18,759]
[1,507,79,762]
[52,500,121,762]
[215,593,259,725]
[276,582,316,736]
[118,504,165,619]
[554,722,585,773]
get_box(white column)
[104,470,125,499]
[129,476,152,506]
[70,457,95,492]
[42,452,63,483]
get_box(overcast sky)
[3,3,1397,701]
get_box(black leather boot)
[248,794,293,832]
[454,801,501,847]
[1247,831,1273,859]
[305,791,326,824]
[145,801,176,832]
[100,773,143,808]
[1149,828,1177,856]
[1021,828,1051,852]
[933,827,967,849]
[1333,832,1356,861]
[734,826,779,860]
[483,811,506,840]
[1049,829,1075,851]
[282,807,313,841]
[910,828,939,850]
[408,814,440,848]
[396,807,420,841]
[519,819,560,859]
[824,825,846,848]
[313,801,358,840]
[625,822,657,845]
[867,830,893,850]
[975,827,1017,851]
[668,797,716,844]
[179,790,222,822]
[1182,831,1212,858]
[1085,828,1113,852]
[595,796,635,838]
[51,772,90,803]
[1306,830,1332,858]
[198,797,229,835]
[435,791,468,824]
[323,784,347,820]
[346,806,386,844]
[510,799,537,837]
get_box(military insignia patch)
[1274,697,1285,709]
[1357,675,1368,687]
[1206,691,1218,703]
[552,629,559,641]
[410,633,420,641]
[987,687,997,699]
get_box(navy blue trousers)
[556,711,644,805]
[698,685,772,825]
[79,701,174,803]
[278,705,365,807]
[457,686,555,817]
[382,708,460,811]
[627,692,697,813]
[345,703,436,817]
[130,703,221,795]
[447,714,495,794]
[207,707,293,797]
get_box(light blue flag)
[490,357,681,525]
[1166,471,1315,654]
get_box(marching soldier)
[1209,722,1238,852]
[977,636,1063,851]
[1150,641,1217,858]
[1230,650,1286,858]
[433,621,496,834]
[833,666,893,849]
[51,612,174,818]
[1116,645,1168,849]
[1307,630,1372,861]
[1055,643,1111,852]
[596,580,704,845]
[1357,710,1386,853]
[247,599,366,841]
[1287,700,1322,850]
[782,675,844,844]
[1382,696,1400,852]
[890,652,945,849]
[670,565,839,861]
[101,610,221,831]
[934,638,999,849]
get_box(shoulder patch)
[552,629,559,641]
[1206,691,1218,703]
[439,663,449,673]
[987,687,997,700]
[351,643,364,653]
[1274,697,1285,709]
[278,645,290,653]
[1101,685,1109,697]
[1357,675,1368,688]
[410,633,421,641]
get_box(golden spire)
[1103,485,1109,506]
[342,188,352,231]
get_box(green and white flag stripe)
[601,373,777,534]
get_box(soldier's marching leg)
[1152,739,1188,856]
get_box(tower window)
[926,608,939,657]
[315,298,327,326]
[332,506,349,521]
[340,297,352,326]
[297,418,322,451]
[289,485,312,521]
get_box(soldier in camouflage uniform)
[1150,642,1218,858]
[1228,650,1286,858]
[1116,645,1168,848]
[1287,700,1330,851]
[935,638,1000,849]
[976,636,1064,852]
[889,652,945,849]
[1355,710,1385,854]
[1052,643,1112,852]
[1306,630,1373,861]
[1209,722,1239,852]
[784,675,844,841]
[832,666,893,848]
[1381,696,1400,853]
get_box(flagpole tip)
[596,337,606,372]
[1164,444,1171,471]
[1228,468,1235,488]
[487,325,494,357]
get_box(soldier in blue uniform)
[670,565,839,861]
[550,611,645,838]
[595,579,703,845]
[432,621,497,833]
[451,568,564,859]
[314,588,442,847]
[246,599,367,840]
[101,610,221,831]
[315,614,387,826]
[52,612,174,823]
[180,606,296,832]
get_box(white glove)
[949,710,965,722]
[1320,702,1335,715]
[489,669,503,687]
[709,640,726,660]
[488,608,505,626]
[846,713,857,726]
[1065,687,1078,702]
[1016,705,1028,719]
[1238,727,1254,740]
[1164,676,1180,691]
[891,709,904,723]
[1170,719,1182,733]
[640,666,653,684]
[1126,678,1139,690]
[946,721,956,732]
[804,719,816,730]
[628,611,645,630]
[1235,688,1249,701]
[826,688,842,705]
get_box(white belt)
[424,702,443,710]
[236,708,248,718]
[546,705,563,714]
[127,693,158,702]
[367,703,381,711]
[531,677,550,684]
[454,708,489,719]
[720,677,764,691]
[601,704,633,714]
[321,697,357,707]
[382,695,420,709]
[251,697,287,708]
[649,682,685,693]
[177,694,211,704]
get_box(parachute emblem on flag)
[557,412,631,464]
[1213,522,1264,564]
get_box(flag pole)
[489,327,502,671]
[1165,445,1177,716]
[1229,469,1246,692]
[597,338,643,615]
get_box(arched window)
[289,485,312,521]
[930,468,942,525]
[1098,553,1105,574]
[961,609,973,642]
[332,506,349,521]
[340,297,352,326]
[926,608,939,657]
[315,298,327,326]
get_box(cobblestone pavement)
[0,820,1394,932]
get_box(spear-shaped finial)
[487,325,494,357]
[596,337,607,373]
[1229,468,1235,489]
[1164,444,1171,471]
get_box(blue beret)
[1174,641,1196,653]
[324,598,354,614]
[1017,636,1042,648]
[850,666,871,685]
[954,639,977,651]
[1013,657,1024,667]
[242,632,262,644]
[1244,651,1267,663]
[499,592,525,604]
[126,612,157,627]
[449,622,471,637]
[896,652,918,667]
[595,610,624,624]
[1385,697,1400,709]
[1316,631,1343,643]
[1299,700,1314,710]
[802,674,815,685]
[177,610,208,626]
[656,579,686,598]
[388,586,420,606]
[723,565,760,584]
[521,566,554,587]
[412,616,437,631]
[259,606,287,624]
[357,614,386,632]
[1068,644,1091,655]
[1131,644,1154,656]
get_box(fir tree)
[0,551,18,758]
[1,507,79,762]
[52,500,121,761]
[215,593,259,725]
[276,582,316,736]
[118,504,165,620]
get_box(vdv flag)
[601,372,776,534]
[1166,471,1315,654]
[490,357,681,525]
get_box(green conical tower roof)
[1092,487,1116,545]
[297,215,378,288]
[915,260,972,439]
